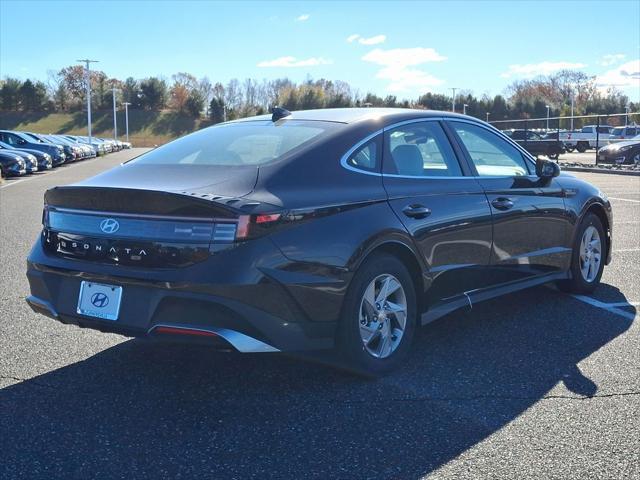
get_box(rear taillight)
[235,213,283,240]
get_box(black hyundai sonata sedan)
[26,108,612,374]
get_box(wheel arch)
[353,238,428,314]
[581,202,611,264]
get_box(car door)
[382,119,493,306]
[445,120,571,284]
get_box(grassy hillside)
[0,110,211,147]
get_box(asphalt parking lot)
[0,149,638,479]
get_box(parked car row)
[501,124,639,158]
[0,130,131,178]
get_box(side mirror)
[536,158,560,178]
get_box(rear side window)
[384,121,462,177]
[132,120,338,166]
[345,137,380,172]
[450,121,531,176]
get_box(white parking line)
[571,294,637,320]
[614,248,640,252]
[0,178,28,190]
[609,197,640,204]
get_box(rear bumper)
[26,237,339,352]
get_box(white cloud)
[596,59,640,88]
[362,47,446,68]
[362,47,446,93]
[296,14,310,21]
[358,35,386,45]
[600,53,626,66]
[346,34,360,43]
[257,56,332,68]
[375,67,444,93]
[500,61,587,78]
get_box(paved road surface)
[1,150,638,479]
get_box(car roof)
[231,107,474,125]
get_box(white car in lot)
[608,125,639,144]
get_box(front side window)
[384,121,462,177]
[450,121,531,177]
[132,120,338,167]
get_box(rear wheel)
[338,254,417,376]
[557,213,605,294]
[576,142,588,153]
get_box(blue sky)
[1,0,639,100]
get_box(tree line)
[0,67,637,127]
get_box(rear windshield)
[132,120,338,166]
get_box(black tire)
[566,146,575,153]
[576,142,588,153]
[337,253,417,376]
[557,212,606,294]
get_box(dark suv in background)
[502,129,565,160]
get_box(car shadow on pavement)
[0,285,635,479]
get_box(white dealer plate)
[77,281,122,321]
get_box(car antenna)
[271,106,291,122]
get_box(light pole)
[570,93,575,131]
[77,59,99,144]
[486,112,490,123]
[450,87,457,112]
[625,104,630,126]
[122,102,131,142]
[463,104,468,115]
[546,105,551,130]
[111,87,119,140]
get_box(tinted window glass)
[384,122,461,177]
[451,121,531,176]
[346,137,379,172]
[611,127,624,135]
[132,120,337,166]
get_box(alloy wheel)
[358,274,407,359]
[579,225,602,283]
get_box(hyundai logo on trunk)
[100,218,120,234]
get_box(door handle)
[491,197,514,211]
[402,204,431,219]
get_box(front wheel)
[557,213,605,294]
[337,254,417,376]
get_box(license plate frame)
[77,281,123,321]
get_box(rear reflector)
[154,326,218,337]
